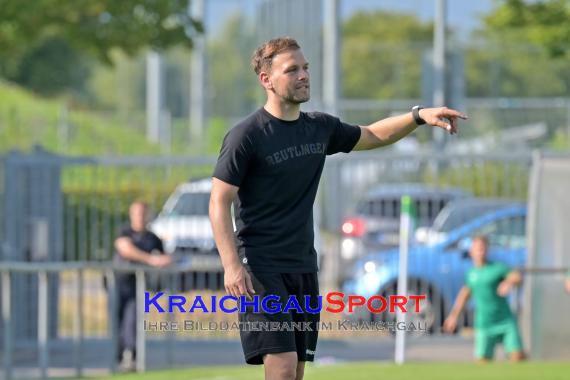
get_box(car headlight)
[355,262,390,298]
[364,261,376,273]
[341,238,357,259]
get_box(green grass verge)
[0,79,229,156]
[0,80,160,155]
[101,362,570,380]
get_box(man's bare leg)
[510,351,525,362]
[263,352,298,380]
[295,361,306,380]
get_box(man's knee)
[264,352,298,380]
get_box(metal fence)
[523,152,570,360]
[0,155,4,258]
[2,263,566,379]
[0,262,227,379]
[1,150,569,378]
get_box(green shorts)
[475,319,523,359]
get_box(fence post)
[73,269,84,377]
[38,270,49,379]
[106,268,118,373]
[395,195,416,364]
[523,150,542,359]
[2,271,12,380]
[135,269,146,372]
[323,160,343,292]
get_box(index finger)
[442,108,468,119]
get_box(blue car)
[341,204,527,333]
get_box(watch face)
[412,106,425,125]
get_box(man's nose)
[299,69,309,81]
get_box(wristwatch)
[411,105,426,125]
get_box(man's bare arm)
[114,238,171,267]
[443,286,471,333]
[209,178,254,298]
[449,286,471,318]
[353,107,468,151]
[497,270,523,296]
[505,270,522,286]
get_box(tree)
[12,37,90,96]
[207,14,257,119]
[341,11,434,99]
[0,0,201,64]
[461,0,570,99]
[461,0,570,146]
[0,0,202,95]
[464,41,570,97]
[483,0,570,58]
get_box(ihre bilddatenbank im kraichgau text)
[143,292,428,332]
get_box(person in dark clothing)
[209,36,467,380]
[113,201,172,371]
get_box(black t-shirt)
[212,107,361,273]
[114,225,164,294]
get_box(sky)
[205,0,497,39]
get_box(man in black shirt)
[113,201,172,371]
[209,37,467,380]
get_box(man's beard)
[278,86,310,104]
[288,93,310,104]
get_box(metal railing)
[0,261,222,379]
[1,261,568,379]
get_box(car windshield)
[168,192,210,216]
[357,198,401,218]
[433,203,506,232]
[356,197,450,221]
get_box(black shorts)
[238,272,320,365]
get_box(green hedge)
[422,161,529,200]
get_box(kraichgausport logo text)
[144,292,427,314]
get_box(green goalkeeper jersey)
[466,261,514,328]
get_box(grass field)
[103,362,569,380]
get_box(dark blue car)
[341,204,527,333]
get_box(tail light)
[342,217,366,237]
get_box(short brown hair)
[251,37,301,75]
[472,235,489,246]
[130,199,148,210]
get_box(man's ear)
[259,71,273,91]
